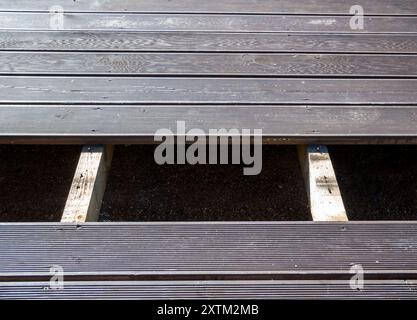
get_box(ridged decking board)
[1,281,417,300]
[0,222,417,280]
[0,222,416,299]
[0,0,416,144]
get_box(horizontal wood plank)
[1,280,416,300]
[0,105,417,142]
[1,105,417,144]
[0,0,416,15]
[2,32,417,53]
[0,222,417,280]
[0,77,416,104]
[1,52,417,77]
[1,13,417,33]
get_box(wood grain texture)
[1,105,417,144]
[1,52,417,77]
[1,13,417,33]
[0,77,416,104]
[2,31,417,53]
[298,145,348,221]
[0,1,416,146]
[0,0,416,15]
[61,145,113,223]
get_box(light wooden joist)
[61,145,113,223]
[298,145,348,222]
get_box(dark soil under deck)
[329,145,417,220]
[101,145,310,221]
[0,145,80,222]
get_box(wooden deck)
[1,222,417,299]
[0,0,416,144]
[0,0,416,300]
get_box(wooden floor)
[0,0,416,143]
[0,0,417,300]
[1,222,417,299]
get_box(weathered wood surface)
[0,0,416,144]
[298,145,348,221]
[1,77,416,104]
[2,280,417,300]
[1,221,417,299]
[1,106,417,144]
[1,13,417,33]
[61,145,113,223]
[2,52,417,77]
[0,0,416,15]
[1,222,417,279]
[2,32,417,53]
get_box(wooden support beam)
[61,145,113,223]
[297,145,348,222]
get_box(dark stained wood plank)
[1,52,416,77]
[2,280,417,300]
[0,77,416,104]
[1,105,417,144]
[0,1,416,148]
[2,31,417,54]
[1,13,417,33]
[0,0,416,15]
[1,222,417,278]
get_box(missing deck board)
[0,145,416,222]
[101,145,310,221]
[329,145,417,220]
[0,145,80,222]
